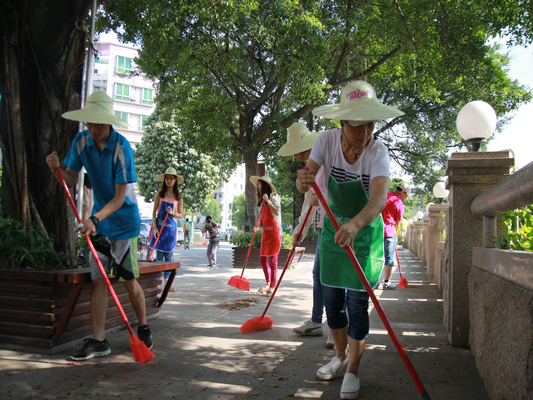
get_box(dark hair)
[158,175,182,200]
[256,179,272,206]
[186,218,189,222]
[206,216,212,222]
[396,186,404,193]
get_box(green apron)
[320,176,384,291]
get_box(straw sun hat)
[312,80,404,124]
[157,167,184,184]
[250,175,276,193]
[62,92,130,127]
[277,122,321,156]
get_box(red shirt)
[381,191,404,237]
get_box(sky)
[486,43,533,169]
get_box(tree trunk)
[0,0,92,255]
[243,151,259,233]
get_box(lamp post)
[433,182,449,204]
[456,100,497,151]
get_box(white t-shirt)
[309,128,390,198]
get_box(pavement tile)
[0,242,489,399]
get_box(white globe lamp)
[416,211,424,220]
[456,100,497,151]
[433,182,449,203]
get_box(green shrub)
[0,207,76,270]
[496,205,533,251]
[230,230,293,249]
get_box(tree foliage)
[230,192,245,230]
[134,110,221,211]
[200,197,221,223]
[99,0,532,229]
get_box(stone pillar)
[422,218,430,266]
[413,222,424,258]
[427,205,449,283]
[443,151,513,348]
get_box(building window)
[116,56,133,74]
[140,115,149,131]
[142,88,154,105]
[115,84,130,101]
[114,111,129,127]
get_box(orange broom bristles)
[130,335,155,365]
[240,316,273,334]
[228,275,250,291]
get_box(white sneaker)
[382,281,397,290]
[293,319,323,336]
[317,356,349,380]
[326,332,335,349]
[340,372,360,399]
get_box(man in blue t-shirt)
[46,92,152,361]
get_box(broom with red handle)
[240,203,314,333]
[148,212,169,261]
[308,175,430,399]
[228,202,265,291]
[56,167,155,365]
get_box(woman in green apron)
[297,80,404,399]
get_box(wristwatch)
[89,215,100,229]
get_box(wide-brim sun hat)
[250,175,276,193]
[312,80,405,122]
[157,167,184,184]
[277,122,321,156]
[62,91,130,127]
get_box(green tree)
[201,197,221,223]
[135,110,221,211]
[230,193,245,230]
[1,0,93,255]
[100,0,531,231]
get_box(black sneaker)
[70,338,111,361]
[137,325,153,349]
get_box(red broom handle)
[395,247,404,278]
[258,204,314,319]
[148,212,169,260]
[240,202,265,278]
[56,168,135,337]
[309,178,430,399]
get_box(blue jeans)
[323,286,370,341]
[384,235,396,267]
[157,251,173,279]
[311,229,325,324]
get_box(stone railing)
[408,151,533,399]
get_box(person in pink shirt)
[380,182,411,289]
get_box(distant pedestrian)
[202,216,220,269]
[250,176,282,295]
[183,218,191,249]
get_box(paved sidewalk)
[0,243,488,399]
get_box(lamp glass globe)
[416,211,424,220]
[456,101,497,141]
[433,182,449,199]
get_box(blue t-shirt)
[63,127,140,240]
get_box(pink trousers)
[260,254,279,287]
